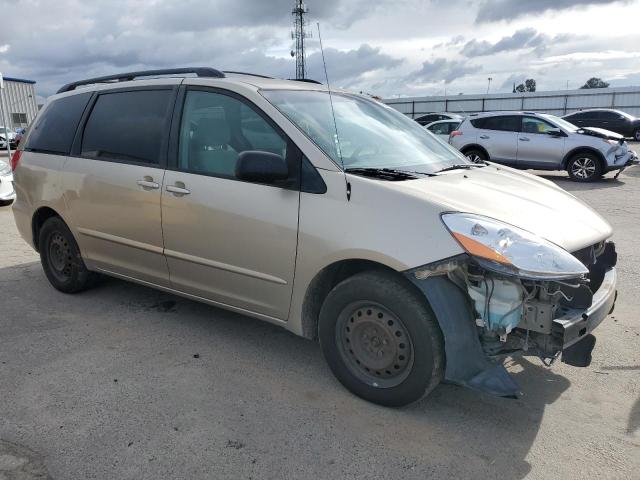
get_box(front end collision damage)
[405,243,618,398]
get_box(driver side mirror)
[236,150,289,184]
[546,128,565,137]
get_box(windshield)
[262,90,467,174]
[542,114,579,132]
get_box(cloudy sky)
[1,0,639,101]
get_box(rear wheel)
[464,149,487,164]
[634,128,640,142]
[567,153,603,182]
[38,216,98,293]
[318,270,444,407]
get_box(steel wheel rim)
[466,153,482,164]
[571,157,596,179]
[48,232,73,281]
[336,302,414,389]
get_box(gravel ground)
[0,148,638,479]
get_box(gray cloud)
[0,0,401,97]
[461,29,576,57]
[306,44,403,84]
[475,0,630,23]
[411,58,482,84]
[462,29,542,57]
[147,0,381,31]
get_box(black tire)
[38,216,98,293]
[318,270,444,407]
[567,152,603,182]
[463,149,487,164]
[634,128,640,142]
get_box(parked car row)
[418,109,639,182]
[0,126,19,149]
[0,160,15,205]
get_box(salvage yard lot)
[0,148,639,479]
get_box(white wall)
[0,79,39,130]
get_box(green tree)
[580,77,610,89]
[524,78,536,92]
[515,78,536,92]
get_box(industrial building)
[384,86,640,119]
[0,76,38,130]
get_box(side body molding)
[407,275,521,398]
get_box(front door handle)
[166,184,191,196]
[137,178,160,189]
[479,135,490,139]
[519,137,530,142]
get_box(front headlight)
[442,213,589,280]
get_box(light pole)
[486,77,493,94]
[0,74,11,159]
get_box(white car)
[425,119,461,142]
[0,160,16,205]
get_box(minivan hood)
[401,165,612,252]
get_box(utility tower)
[291,1,311,79]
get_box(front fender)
[407,274,521,398]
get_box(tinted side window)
[26,93,92,154]
[81,90,173,164]
[472,116,520,132]
[597,111,618,120]
[178,90,287,179]
[428,123,449,134]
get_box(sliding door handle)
[166,185,191,195]
[137,179,160,189]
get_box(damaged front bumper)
[610,150,639,178]
[406,242,618,398]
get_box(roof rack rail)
[223,71,274,79]
[57,67,226,94]
[288,78,323,84]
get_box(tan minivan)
[11,68,618,406]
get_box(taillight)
[450,130,462,137]
[10,150,22,171]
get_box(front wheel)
[464,149,487,164]
[567,153,603,182]
[318,270,444,407]
[634,128,640,142]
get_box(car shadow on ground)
[539,174,627,191]
[0,263,571,479]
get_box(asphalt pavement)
[0,148,639,479]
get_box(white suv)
[449,111,638,181]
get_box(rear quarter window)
[25,92,92,154]
[471,116,520,132]
[81,89,173,165]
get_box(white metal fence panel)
[484,97,522,110]
[384,86,640,120]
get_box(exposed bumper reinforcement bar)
[553,267,617,350]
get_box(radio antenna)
[316,22,350,200]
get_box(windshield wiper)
[435,163,485,173]
[345,167,434,180]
